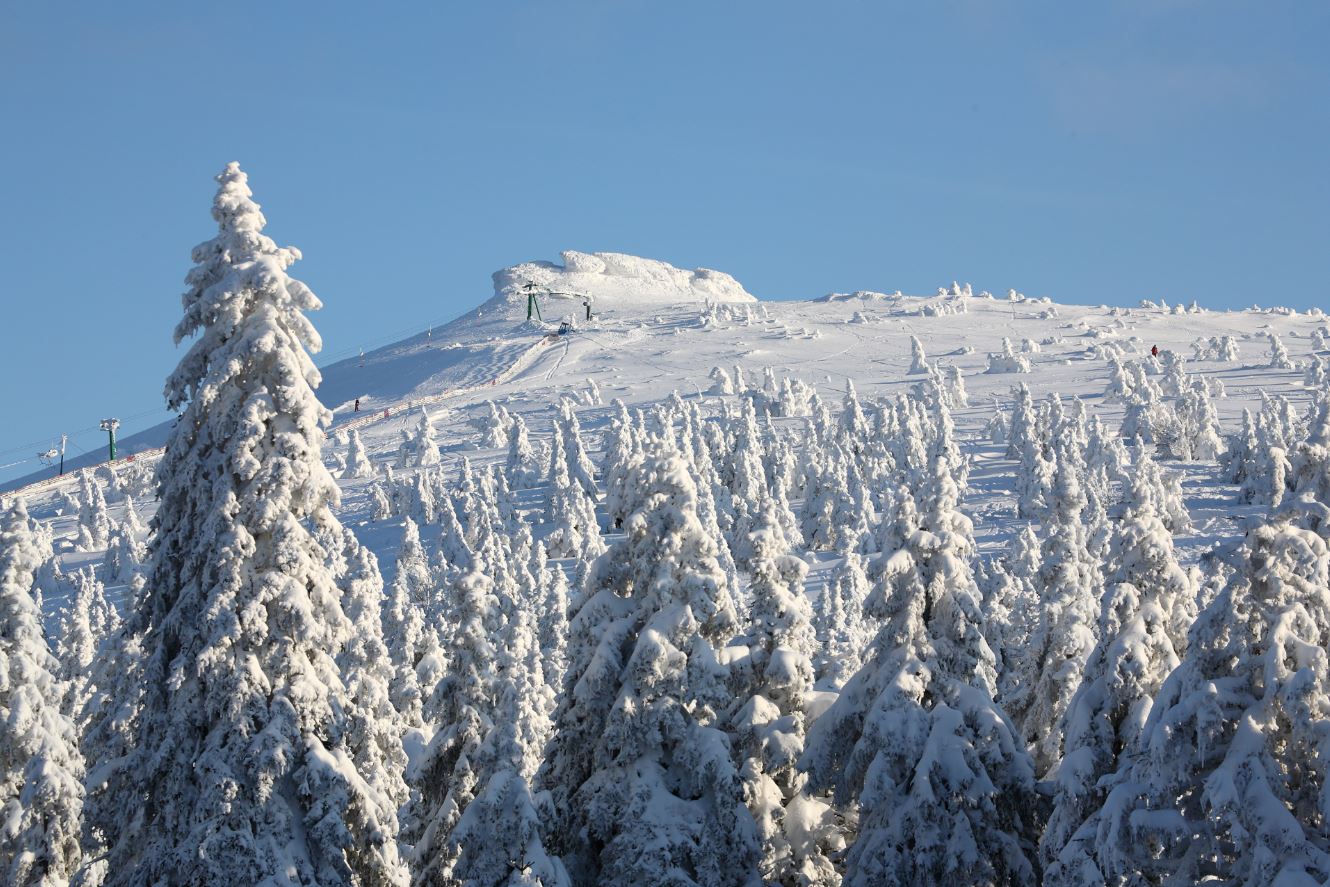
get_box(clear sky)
[1,1,1326,481]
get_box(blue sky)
[1,1,1326,480]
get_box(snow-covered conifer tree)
[1094,521,1330,885]
[333,530,411,818]
[435,596,568,887]
[986,337,1032,374]
[346,428,374,478]
[556,400,598,497]
[1016,445,1099,778]
[908,335,928,374]
[56,569,115,725]
[545,432,605,561]
[411,408,442,468]
[102,518,147,586]
[479,400,512,449]
[75,471,110,552]
[0,498,84,886]
[1041,475,1190,884]
[815,541,872,688]
[540,446,761,886]
[803,449,1040,886]
[409,548,503,875]
[1269,331,1294,369]
[98,163,406,885]
[734,499,840,886]
[506,413,541,489]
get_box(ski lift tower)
[523,282,594,324]
[100,418,120,462]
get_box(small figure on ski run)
[1151,344,1159,357]
[354,398,360,412]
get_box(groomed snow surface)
[6,167,1330,886]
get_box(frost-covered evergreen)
[334,529,411,823]
[55,569,115,726]
[1013,444,1098,778]
[540,445,761,887]
[99,163,407,885]
[436,592,566,887]
[0,499,84,886]
[1094,521,1330,885]
[545,432,604,561]
[1041,476,1190,885]
[74,472,110,552]
[506,414,541,490]
[347,429,375,478]
[803,448,1040,886]
[814,541,872,688]
[733,499,839,886]
[1268,331,1294,369]
[908,336,928,374]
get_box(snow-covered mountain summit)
[491,250,758,318]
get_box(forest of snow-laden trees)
[4,164,1330,886]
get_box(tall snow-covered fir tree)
[0,498,85,887]
[733,498,840,887]
[97,163,407,886]
[1094,520,1330,885]
[803,439,1040,885]
[1041,474,1191,886]
[540,443,761,887]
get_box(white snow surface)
[9,254,1326,630]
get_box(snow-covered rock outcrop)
[492,250,758,313]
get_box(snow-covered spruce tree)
[733,498,839,886]
[0,498,84,886]
[985,525,1042,710]
[1132,443,1192,534]
[540,445,761,887]
[333,529,411,818]
[1288,393,1330,533]
[839,380,871,450]
[346,428,374,478]
[556,400,598,498]
[1006,383,1037,461]
[411,409,442,467]
[1154,375,1219,462]
[102,517,147,586]
[79,576,147,884]
[545,432,605,561]
[1269,331,1294,369]
[1094,521,1330,885]
[56,568,116,726]
[1040,475,1191,885]
[409,546,502,879]
[436,596,568,887]
[1015,443,1099,779]
[506,413,541,490]
[803,450,1040,886]
[728,400,772,566]
[986,336,1032,374]
[814,538,873,688]
[479,401,512,449]
[908,335,928,374]
[75,470,110,552]
[99,163,407,885]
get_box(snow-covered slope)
[11,252,1330,622]
[2,252,759,489]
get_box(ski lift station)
[522,281,593,324]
